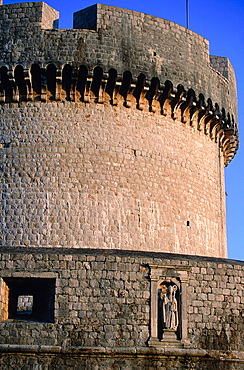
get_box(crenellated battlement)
[0,62,238,166]
[0,3,238,136]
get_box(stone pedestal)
[148,330,184,348]
[162,329,178,341]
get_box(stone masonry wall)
[0,101,227,257]
[0,248,243,369]
[0,2,237,123]
[0,3,242,369]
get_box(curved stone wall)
[0,248,244,369]
[1,99,227,257]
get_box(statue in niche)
[158,281,179,340]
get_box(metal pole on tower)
[186,0,189,29]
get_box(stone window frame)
[148,264,190,348]
[0,272,57,323]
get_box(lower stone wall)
[0,247,244,369]
[0,347,243,370]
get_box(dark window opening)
[3,277,55,323]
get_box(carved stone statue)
[158,283,179,333]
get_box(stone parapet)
[0,248,244,369]
[0,3,238,130]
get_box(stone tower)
[0,2,243,369]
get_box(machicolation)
[0,62,239,166]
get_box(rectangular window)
[0,277,55,323]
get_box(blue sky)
[4,0,244,260]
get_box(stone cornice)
[0,344,244,363]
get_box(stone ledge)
[0,345,244,362]
[0,246,243,265]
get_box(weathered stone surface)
[0,248,244,352]
[0,101,228,256]
[0,2,242,369]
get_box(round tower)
[1,3,244,369]
[0,3,238,258]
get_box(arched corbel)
[210,119,222,142]
[204,114,219,138]
[8,68,18,102]
[146,77,160,113]
[46,64,57,101]
[90,66,103,103]
[23,68,31,101]
[190,94,205,128]
[105,68,117,105]
[158,80,174,116]
[198,98,213,132]
[133,73,146,110]
[71,67,78,102]
[55,67,62,101]
[14,65,27,101]
[61,64,73,101]
[171,84,186,120]
[119,71,135,108]
[30,64,42,101]
[216,125,225,150]
[77,65,88,102]
[180,89,197,125]
[39,67,47,102]
[207,103,223,139]
[223,135,238,166]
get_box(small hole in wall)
[186,221,190,227]
[153,52,157,56]
[133,150,137,156]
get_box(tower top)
[0,2,238,166]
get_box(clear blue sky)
[4,0,244,260]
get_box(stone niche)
[148,264,189,347]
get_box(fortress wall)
[0,3,237,122]
[0,248,243,369]
[0,2,59,30]
[0,101,226,257]
[0,3,242,369]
